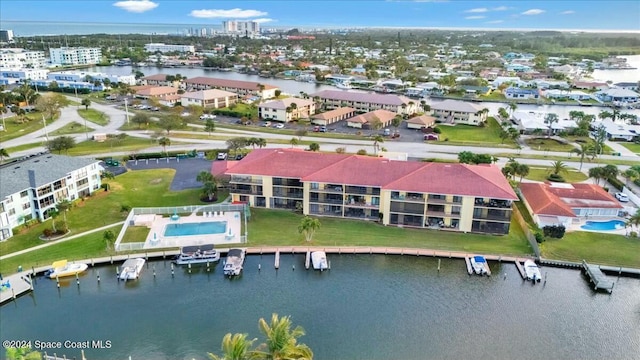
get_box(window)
[20,190,29,198]
[22,202,31,210]
[6,196,13,204]
[8,208,15,216]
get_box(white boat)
[311,251,328,271]
[470,256,488,275]
[524,260,542,282]
[335,82,352,90]
[174,244,220,265]
[46,260,88,279]
[119,258,145,280]
[223,249,246,276]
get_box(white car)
[200,114,216,120]
[274,123,285,129]
[615,192,629,202]
[216,152,228,160]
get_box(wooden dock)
[582,260,615,293]
[515,260,527,280]
[464,257,473,275]
[0,272,34,304]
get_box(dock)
[305,251,311,270]
[274,250,280,270]
[582,260,615,293]
[483,261,492,276]
[464,257,473,275]
[0,272,34,304]
[515,260,527,279]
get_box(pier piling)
[275,250,280,270]
[438,259,441,272]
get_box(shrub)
[100,183,109,191]
[56,223,68,235]
[547,174,565,182]
[534,231,545,243]
[607,176,624,191]
[433,127,442,134]
[356,149,367,155]
[630,231,638,238]
[43,228,53,237]
[444,137,449,141]
[542,225,565,239]
[120,204,131,213]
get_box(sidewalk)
[605,140,637,156]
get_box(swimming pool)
[164,221,227,236]
[580,220,626,231]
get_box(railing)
[230,176,263,185]
[391,195,425,203]
[474,199,513,209]
[230,187,263,195]
[390,206,424,215]
[272,179,303,187]
[345,186,380,195]
[312,187,343,193]
[427,197,462,205]
[310,198,343,205]
[273,191,303,199]
[344,202,379,209]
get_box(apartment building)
[47,71,136,85]
[144,43,195,53]
[258,97,315,122]
[49,47,102,65]
[222,21,260,35]
[0,68,48,85]
[223,149,517,235]
[311,90,418,115]
[0,48,46,68]
[430,100,488,125]
[0,154,102,241]
[181,89,238,108]
[183,77,278,99]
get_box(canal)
[1,255,638,360]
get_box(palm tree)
[588,166,606,185]
[549,160,568,176]
[256,138,267,148]
[308,142,320,152]
[569,143,594,171]
[627,210,640,233]
[622,169,639,186]
[56,199,72,224]
[515,163,530,183]
[48,208,60,233]
[391,115,402,133]
[544,113,559,138]
[202,181,218,202]
[208,333,258,360]
[298,216,320,242]
[602,164,619,180]
[289,137,299,148]
[197,171,214,184]
[508,102,517,116]
[0,148,9,162]
[158,137,171,155]
[372,134,384,155]
[255,313,313,360]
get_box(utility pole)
[76,87,88,139]
[42,114,49,142]
[124,98,130,125]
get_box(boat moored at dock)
[311,251,328,271]
[174,244,220,265]
[223,249,246,276]
[470,256,489,276]
[119,258,146,280]
[524,260,542,282]
[45,260,88,279]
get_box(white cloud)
[560,10,575,15]
[522,9,545,15]
[465,8,488,13]
[465,15,486,20]
[113,0,158,13]
[485,20,504,24]
[253,18,275,24]
[492,6,508,11]
[190,8,268,19]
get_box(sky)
[1,0,639,31]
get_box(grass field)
[0,169,204,259]
[49,121,92,136]
[525,138,576,152]
[64,136,194,156]
[4,141,45,155]
[524,167,589,183]
[619,142,640,154]
[78,108,109,126]
[436,117,517,148]
[0,112,56,143]
[541,231,640,268]
[494,152,640,166]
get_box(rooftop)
[430,99,487,113]
[520,182,622,218]
[184,77,278,90]
[259,97,314,110]
[312,90,413,106]
[181,89,237,100]
[311,107,356,120]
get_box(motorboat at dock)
[45,260,88,279]
[311,251,328,271]
[524,260,542,282]
[223,249,246,276]
[119,258,146,280]
[174,244,220,265]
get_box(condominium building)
[223,149,517,235]
[311,90,418,115]
[181,89,238,108]
[49,47,102,65]
[0,68,48,85]
[47,71,136,85]
[0,48,46,68]
[0,29,14,43]
[258,97,315,122]
[184,77,278,99]
[144,43,196,54]
[0,154,102,241]
[222,21,260,35]
[429,100,488,126]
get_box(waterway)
[89,65,640,120]
[1,255,638,360]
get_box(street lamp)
[77,86,88,139]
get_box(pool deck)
[568,217,628,236]
[143,211,242,249]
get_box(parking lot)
[125,157,213,191]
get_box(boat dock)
[464,257,473,275]
[582,260,615,293]
[515,260,527,279]
[0,272,34,304]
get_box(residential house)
[311,90,418,115]
[181,89,238,109]
[141,74,181,87]
[258,97,315,122]
[572,81,609,91]
[430,100,488,125]
[406,115,436,130]
[223,148,517,235]
[0,154,102,241]
[512,111,577,135]
[492,76,525,88]
[533,79,570,90]
[458,85,491,97]
[133,86,178,100]
[613,82,639,92]
[520,182,623,228]
[595,88,640,103]
[543,89,593,101]
[504,87,539,100]
[595,120,637,141]
[346,109,397,129]
[310,107,356,126]
[183,77,278,99]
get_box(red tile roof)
[224,149,517,199]
[520,182,622,217]
[184,77,278,90]
[142,74,168,81]
[135,86,177,97]
[312,107,356,120]
[312,90,413,106]
[347,110,397,125]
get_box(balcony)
[273,190,303,199]
[474,198,513,209]
[230,176,262,185]
[427,195,462,204]
[390,202,424,215]
[391,194,425,203]
[229,185,263,196]
[312,185,343,193]
[310,193,343,205]
[273,178,303,187]
[345,186,380,195]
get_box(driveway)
[125,157,213,191]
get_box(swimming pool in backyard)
[580,220,626,231]
[163,221,227,236]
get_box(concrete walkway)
[0,221,125,261]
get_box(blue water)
[580,220,626,231]
[163,221,226,236]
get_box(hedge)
[607,176,625,191]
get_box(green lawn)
[0,169,204,258]
[4,141,46,156]
[525,138,576,152]
[541,231,640,268]
[479,92,506,101]
[64,136,192,156]
[524,167,589,183]
[619,142,640,154]
[436,117,517,148]
[494,152,640,166]
[49,121,93,136]
[78,108,109,126]
[0,112,56,143]
[245,208,532,256]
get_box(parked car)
[383,128,391,136]
[263,121,272,127]
[235,154,244,160]
[274,123,285,129]
[615,192,629,202]
[180,112,191,117]
[200,114,217,120]
[216,152,228,161]
[319,126,327,133]
[313,125,320,132]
